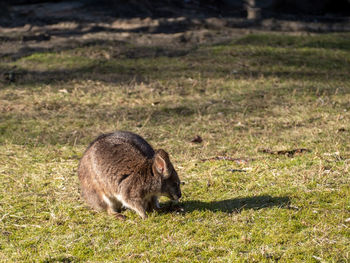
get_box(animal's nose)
[178,191,182,199]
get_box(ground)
[0,4,350,262]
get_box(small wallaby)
[78,131,182,219]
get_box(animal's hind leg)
[102,195,126,220]
[107,207,126,220]
[81,187,107,212]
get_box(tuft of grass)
[1,33,350,262]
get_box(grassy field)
[1,33,350,262]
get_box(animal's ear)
[154,150,170,178]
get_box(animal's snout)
[171,191,181,201]
[176,190,182,200]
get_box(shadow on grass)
[2,36,350,88]
[235,34,350,52]
[160,195,291,214]
[1,39,191,62]
[2,54,349,88]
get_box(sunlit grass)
[1,33,350,262]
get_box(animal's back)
[86,131,155,158]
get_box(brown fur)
[78,131,181,219]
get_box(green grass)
[1,33,350,262]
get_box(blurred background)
[2,0,350,64]
[2,0,350,26]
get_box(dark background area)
[2,0,350,21]
[1,0,350,78]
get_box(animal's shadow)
[159,195,291,214]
